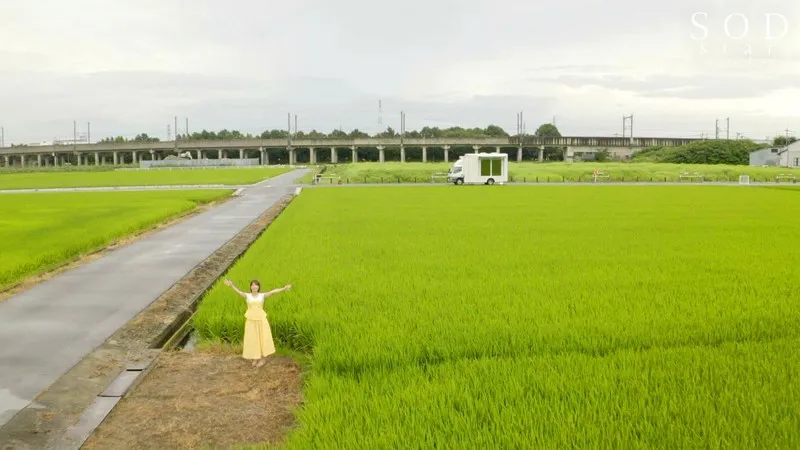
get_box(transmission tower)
[622,114,633,142]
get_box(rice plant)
[0,189,231,291]
[0,167,291,190]
[192,186,800,448]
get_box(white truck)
[447,153,509,185]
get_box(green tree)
[377,127,397,138]
[99,136,127,143]
[534,123,564,161]
[534,123,561,137]
[595,148,611,162]
[133,133,159,143]
[349,129,369,138]
[631,139,764,165]
[774,136,797,146]
[485,125,509,137]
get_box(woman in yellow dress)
[223,278,291,367]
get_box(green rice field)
[0,167,291,190]
[0,190,231,292]
[311,162,798,183]
[192,186,800,448]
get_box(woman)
[223,278,292,367]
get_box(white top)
[245,293,265,303]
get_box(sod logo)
[689,11,796,60]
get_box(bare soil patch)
[82,351,303,450]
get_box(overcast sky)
[1,0,799,144]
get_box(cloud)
[0,0,799,143]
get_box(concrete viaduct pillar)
[19,154,26,167]
[422,146,427,163]
[37,154,42,166]
[3,155,8,166]
[288,147,295,165]
[113,152,119,165]
[330,147,337,164]
[218,149,223,160]
[309,147,316,164]
[378,146,385,163]
[400,146,405,163]
[239,149,244,160]
[517,147,522,162]
[538,146,544,162]
[351,146,357,163]
[473,145,479,154]
[443,145,450,163]
[132,151,138,164]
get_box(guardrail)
[314,173,341,185]
[776,174,796,183]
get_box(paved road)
[0,170,308,428]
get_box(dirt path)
[82,351,303,450]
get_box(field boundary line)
[0,184,251,194]
[0,192,300,449]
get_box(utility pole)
[726,117,730,140]
[73,120,77,151]
[166,124,171,141]
[174,116,178,151]
[715,119,719,139]
[1,126,4,148]
[87,122,91,144]
[294,114,298,137]
[185,117,189,140]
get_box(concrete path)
[0,169,308,428]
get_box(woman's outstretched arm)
[223,278,248,298]
[264,284,292,298]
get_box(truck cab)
[447,158,465,184]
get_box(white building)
[779,140,800,168]
[750,141,800,168]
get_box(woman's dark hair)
[250,280,261,291]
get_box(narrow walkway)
[0,169,308,428]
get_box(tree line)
[97,124,517,143]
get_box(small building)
[779,140,800,168]
[749,147,782,166]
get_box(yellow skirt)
[242,316,276,360]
